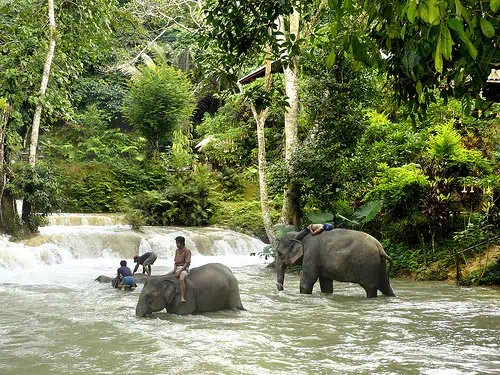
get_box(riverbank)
[395,244,500,286]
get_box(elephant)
[95,273,149,285]
[276,229,396,298]
[135,263,245,317]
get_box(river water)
[0,223,499,375]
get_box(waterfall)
[46,213,125,226]
[0,224,266,269]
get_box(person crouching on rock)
[168,236,191,303]
[133,251,157,276]
[115,260,136,289]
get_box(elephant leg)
[299,274,317,294]
[378,283,396,297]
[361,284,378,298]
[319,275,333,294]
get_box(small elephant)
[276,229,396,298]
[135,263,245,317]
[95,273,149,285]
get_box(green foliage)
[42,107,146,164]
[428,123,463,159]
[125,209,146,232]
[202,0,295,80]
[461,260,500,286]
[306,212,335,225]
[0,0,120,128]
[165,129,195,170]
[72,73,128,119]
[210,200,280,240]
[11,162,60,232]
[336,0,500,113]
[365,163,428,212]
[283,57,376,214]
[58,163,127,212]
[196,94,254,168]
[353,201,382,224]
[123,64,195,155]
[130,165,218,226]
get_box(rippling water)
[1,261,499,375]
[1,228,499,375]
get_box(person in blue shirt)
[113,260,136,289]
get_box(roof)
[238,60,283,85]
[487,69,500,82]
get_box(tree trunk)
[29,0,56,166]
[0,105,18,234]
[240,40,277,248]
[280,9,301,226]
[250,104,276,247]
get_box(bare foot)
[181,299,186,303]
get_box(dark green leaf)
[441,26,453,60]
[326,50,336,68]
[492,0,500,12]
[407,0,417,23]
[447,18,464,34]
[434,34,443,73]
[480,18,495,38]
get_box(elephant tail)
[376,241,393,276]
[377,243,396,297]
[381,252,393,276]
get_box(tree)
[329,0,500,113]
[243,51,278,247]
[122,62,195,157]
[28,0,56,166]
[0,0,120,233]
[0,98,18,234]
[204,0,327,229]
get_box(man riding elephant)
[167,236,191,303]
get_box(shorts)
[143,253,157,266]
[122,276,136,286]
[175,266,190,276]
[323,223,334,231]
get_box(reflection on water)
[1,259,499,375]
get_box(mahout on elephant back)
[136,263,245,317]
[276,229,396,298]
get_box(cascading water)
[1,216,499,374]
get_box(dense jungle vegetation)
[1,0,499,285]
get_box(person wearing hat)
[133,251,157,276]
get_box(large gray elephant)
[276,229,396,298]
[136,263,245,317]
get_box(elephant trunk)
[276,262,286,291]
[135,296,149,317]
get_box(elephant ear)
[162,277,179,304]
[289,241,304,264]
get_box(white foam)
[0,226,267,271]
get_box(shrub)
[364,163,428,215]
[123,64,195,155]
[130,165,218,226]
[125,209,145,232]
